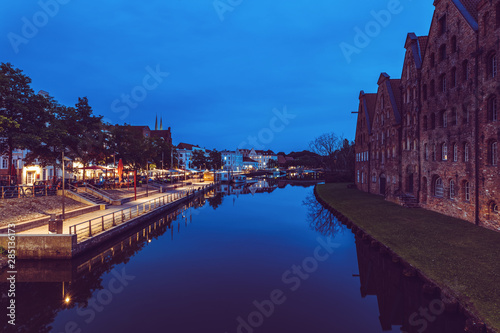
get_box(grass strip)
[316,183,500,330]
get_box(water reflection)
[0,183,470,332]
[0,191,212,333]
[303,193,344,237]
[354,235,467,332]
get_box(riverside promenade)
[20,181,209,235]
[1,181,216,260]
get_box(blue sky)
[1,0,434,153]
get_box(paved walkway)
[20,181,212,235]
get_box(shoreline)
[314,183,499,333]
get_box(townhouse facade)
[354,0,500,231]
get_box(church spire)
[155,114,158,130]
[160,117,163,130]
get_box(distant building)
[243,157,259,170]
[176,143,206,169]
[222,150,243,171]
[248,149,277,169]
[128,125,172,145]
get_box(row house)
[354,0,500,231]
[222,150,243,171]
[177,143,207,169]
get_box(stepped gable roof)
[359,91,377,135]
[404,33,428,70]
[377,73,402,125]
[450,0,480,30]
[418,36,429,59]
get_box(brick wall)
[354,0,500,231]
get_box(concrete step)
[78,193,108,205]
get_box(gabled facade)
[354,91,376,193]
[354,0,500,231]
[368,73,402,198]
[476,0,500,227]
[419,0,479,220]
[401,33,427,197]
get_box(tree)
[267,158,279,168]
[309,132,354,182]
[0,115,19,132]
[24,97,75,180]
[149,137,174,170]
[69,97,105,173]
[208,149,222,170]
[309,132,343,171]
[108,125,150,171]
[191,150,208,169]
[0,63,48,183]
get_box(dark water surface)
[1,182,465,332]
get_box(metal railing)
[0,184,58,199]
[69,183,213,242]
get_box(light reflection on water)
[0,181,466,333]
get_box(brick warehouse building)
[354,0,500,231]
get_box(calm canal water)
[1,181,465,333]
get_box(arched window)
[357,170,360,183]
[451,108,457,126]
[431,53,436,67]
[453,143,458,162]
[439,44,447,61]
[487,52,497,78]
[451,36,457,53]
[431,113,436,129]
[449,180,455,199]
[432,144,437,161]
[423,115,428,130]
[464,181,471,201]
[488,95,497,122]
[442,143,448,161]
[451,67,457,88]
[462,60,469,82]
[441,110,448,127]
[464,143,470,162]
[440,74,447,92]
[439,14,447,35]
[424,143,429,160]
[423,84,428,100]
[490,141,498,166]
[435,177,444,198]
[491,201,499,214]
[463,106,470,124]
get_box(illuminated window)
[442,143,448,161]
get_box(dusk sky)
[1,0,434,153]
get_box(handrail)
[82,183,114,203]
[69,183,214,242]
